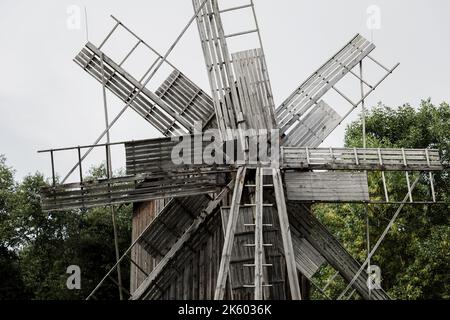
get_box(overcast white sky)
[0,0,449,181]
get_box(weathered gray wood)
[292,236,326,279]
[41,171,225,211]
[214,167,247,300]
[137,195,211,258]
[272,168,302,300]
[232,49,277,131]
[286,201,390,300]
[285,171,369,203]
[131,181,234,300]
[155,70,216,130]
[283,100,340,147]
[282,147,443,171]
[277,34,375,135]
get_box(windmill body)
[39,1,443,300]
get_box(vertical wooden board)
[156,70,216,131]
[232,49,277,131]
[276,34,375,134]
[272,169,302,300]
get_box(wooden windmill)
[40,0,443,300]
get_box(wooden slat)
[283,100,340,147]
[285,172,370,203]
[282,147,443,171]
[287,202,390,300]
[131,181,234,300]
[75,43,208,137]
[41,171,225,211]
[277,34,375,136]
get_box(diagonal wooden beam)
[214,167,247,300]
[286,201,390,300]
[130,180,234,300]
[272,168,302,300]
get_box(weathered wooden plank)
[291,235,326,279]
[286,202,389,300]
[155,70,216,129]
[41,171,225,211]
[137,195,212,258]
[131,181,234,300]
[215,167,247,300]
[272,168,302,300]
[283,100,340,147]
[232,49,277,131]
[285,171,369,203]
[282,148,443,171]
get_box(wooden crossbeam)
[282,147,443,171]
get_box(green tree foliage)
[0,159,131,300]
[313,100,450,299]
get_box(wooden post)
[272,168,302,300]
[214,167,246,300]
[254,168,264,300]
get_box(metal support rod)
[425,149,437,202]
[337,175,422,299]
[50,151,56,186]
[60,0,209,184]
